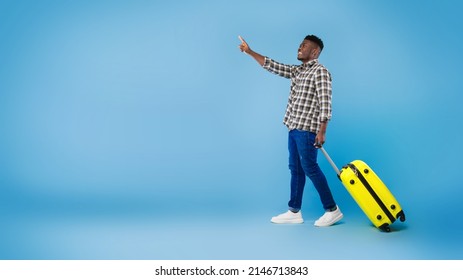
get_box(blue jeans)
[288,129,336,212]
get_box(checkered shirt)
[263,57,332,133]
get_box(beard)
[297,54,307,62]
[297,51,307,61]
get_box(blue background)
[1,0,462,259]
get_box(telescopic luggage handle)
[319,146,341,176]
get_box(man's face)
[297,39,320,63]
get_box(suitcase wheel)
[379,223,391,232]
[397,211,406,222]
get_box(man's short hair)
[304,35,324,51]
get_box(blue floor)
[1,193,460,260]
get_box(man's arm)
[238,35,265,66]
[315,121,328,147]
[314,67,333,148]
[239,36,293,79]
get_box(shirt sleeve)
[315,67,332,122]
[262,57,294,79]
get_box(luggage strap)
[347,163,396,223]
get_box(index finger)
[238,35,245,43]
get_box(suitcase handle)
[319,147,341,176]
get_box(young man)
[238,35,343,227]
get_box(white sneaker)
[271,210,304,224]
[314,206,343,227]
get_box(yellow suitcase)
[320,147,406,232]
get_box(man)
[238,35,343,227]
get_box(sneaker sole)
[271,218,304,224]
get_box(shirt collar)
[302,59,318,69]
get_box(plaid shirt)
[263,57,332,133]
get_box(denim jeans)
[288,129,336,212]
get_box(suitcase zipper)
[347,163,396,223]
